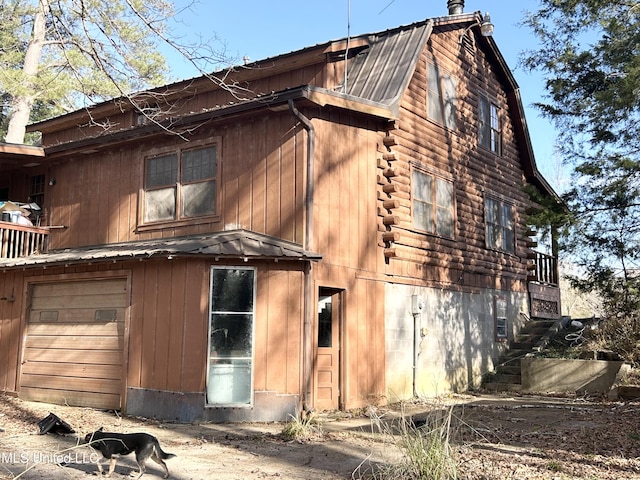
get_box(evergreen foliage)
[523,0,640,324]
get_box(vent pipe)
[447,0,464,14]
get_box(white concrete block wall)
[385,283,528,399]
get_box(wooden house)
[0,6,561,422]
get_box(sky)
[162,0,563,192]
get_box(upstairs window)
[485,195,515,254]
[479,96,501,155]
[29,174,45,207]
[412,169,455,238]
[144,144,217,223]
[427,63,458,130]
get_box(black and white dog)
[84,427,175,479]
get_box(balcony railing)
[0,221,49,259]
[528,251,558,286]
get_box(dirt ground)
[1,392,640,480]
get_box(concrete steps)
[483,317,560,392]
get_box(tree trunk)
[5,0,49,144]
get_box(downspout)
[288,99,315,412]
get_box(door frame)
[313,286,345,410]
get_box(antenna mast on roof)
[344,0,351,93]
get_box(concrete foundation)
[125,388,299,422]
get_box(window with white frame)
[207,267,255,406]
[479,95,501,155]
[144,144,217,223]
[427,63,458,130]
[412,168,455,238]
[485,195,515,254]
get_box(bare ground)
[1,392,640,479]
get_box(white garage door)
[20,279,127,410]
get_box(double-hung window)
[479,96,501,155]
[485,195,515,254]
[427,63,458,130]
[207,267,255,406]
[144,144,217,223]
[412,169,455,238]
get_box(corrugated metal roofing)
[0,230,322,269]
[345,20,433,112]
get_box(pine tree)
[523,0,640,325]
[0,0,228,144]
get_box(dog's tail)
[153,440,176,460]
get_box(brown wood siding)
[377,29,532,293]
[45,113,305,250]
[127,258,208,393]
[124,258,304,396]
[305,109,388,409]
[0,270,24,393]
[20,278,127,409]
[254,265,304,395]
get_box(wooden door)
[315,288,341,410]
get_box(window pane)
[435,178,452,209]
[146,154,177,188]
[210,314,253,358]
[413,170,432,201]
[435,178,454,237]
[413,201,432,231]
[318,295,332,348]
[442,75,457,130]
[182,146,217,183]
[503,228,515,253]
[182,180,215,217]
[427,64,443,122]
[211,268,254,312]
[207,361,252,404]
[144,187,176,222]
[478,97,489,149]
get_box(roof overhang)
[0,143,46,170]
[0,229,322,270]
[36,85,394,157]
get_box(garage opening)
[20,278,127,409]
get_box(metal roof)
[0,230,322,270]
[345,21,433,114]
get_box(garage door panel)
[31,294,127,311]
[24,348,122,365]
[21,279,127,410]
[26,323,124,336]
[31,280,127,297]
[30,308,125,323]
[21,363,122,380]
[25,335,122,350]
[21,374,121,394]
[20,387,121,410]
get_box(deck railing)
[0,222,49,259]
[529,251,558,286]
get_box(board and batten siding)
[45,113,306,252]
[126,258,305,398]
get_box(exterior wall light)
[459,12,494,45]
[479,13,494,37]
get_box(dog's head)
[84,426,104,444]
